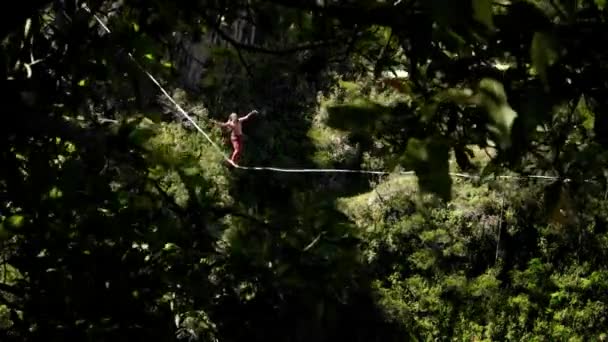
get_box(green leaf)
[596,0,606,10]
[65,141,76,153]
[144,53,154,60]
[338,80,360,93]
[132,22,140,32]
[576,95,595,134]
[531,32,558,90]
[472,0,494,30]
[77,79,87,87]
[182,166,199,176]
[161,61,172,68]
[164,242,179,251]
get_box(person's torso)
[229,121,243,137]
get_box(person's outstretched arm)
[239,109,258,122]
[211,119,230,127]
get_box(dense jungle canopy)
[3,0,608,340]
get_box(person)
[212,109,258,166]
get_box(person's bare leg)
[230,137,242,165]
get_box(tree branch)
[263,0,422,28]
[152,181,187,216]
[0,282,23,296]
[0,0,53,40]
[206,18,338,56]
[210,206,278,230]
[0,291,18,309]
[373,28,394,78]
[234,45,254,79]
[549,0,569,19]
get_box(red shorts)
[230,135,243,163]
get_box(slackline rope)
[82,5,594,184]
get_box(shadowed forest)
[3,0,608,341]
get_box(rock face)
[173,18,257,91]
[172,34,212,92]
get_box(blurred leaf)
[144,53,154,60]
[77,79,87,87]
[517,86,554,130]
[561,0,577,15]
[325,98,391,133]
[164,243,179,252]
[420,102,439,122]
[129,127,156,145]
[477,79,517,150]
[596,0,606,10]
[0,223,12,240]
[479,159,501,181]
[6,215,24,229]
[422,88,474,122]
[145,111,163,123]
[134,195,154,210]
[531,32,558,90]
[405,138,428,162]
[49,186,62,199]
[430,0,468,26]
[487,105,518,150]
[128,117,158,145]
[478,78,507,105]
[404,137,452,201]
[442,87,475,104]
[472,0,494,30]
[210,47,236,59]
[454,146,477,172]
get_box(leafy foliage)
[2,0,608,340]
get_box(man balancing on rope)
[212,109,259,166]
